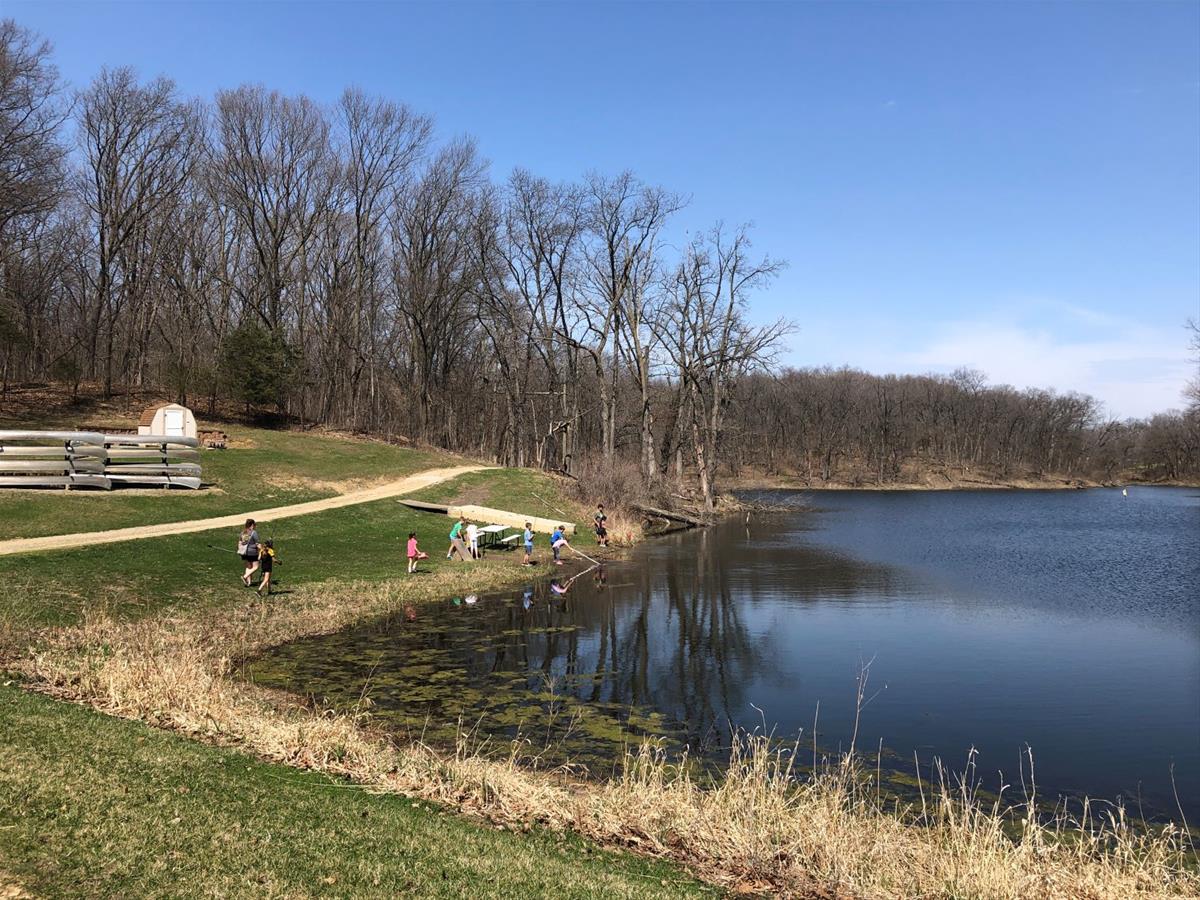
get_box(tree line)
[2,19,1197,505]
[729,365,1199,484]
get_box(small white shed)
[137,403,197,439]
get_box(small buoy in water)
[1122,488,1128,497]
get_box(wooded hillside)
[2,19,1197,499]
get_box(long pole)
[566,542,601,566]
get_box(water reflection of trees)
[257,514,909,757]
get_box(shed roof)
[138,403,187,427]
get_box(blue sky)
[11,1,1199,418]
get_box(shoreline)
[725,474,1200,492]
[5,461,1195,898]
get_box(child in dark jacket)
[257,540,279,596]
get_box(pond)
[249,486,1200,818]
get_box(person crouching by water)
[550,525,567,566]
[406,531,423,574]
[522,522,534,567]
[257,540,278,596]
[239,518,260,587]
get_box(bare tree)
[0,19,68,245]
[663,224,789,511]
[76,67,199,394]
[9,20,1193,490]
[389,139,485,445]
[331,88,431,427]
[581,172,683,463]
[501,170,586,469]
[1185,319,1200,414]
[210,85,333,332]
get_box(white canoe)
[102,463,201,476]
[0,430,107,446]
[0,447,107,459]
[104,448,201,461]
[0,474,112,489]
[103,434,200,448]
[105,474,201,489]
[0,459,106,474]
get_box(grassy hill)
[0,423,448,541]
[0,683,709,899]
[0,417,694,899]
[0,410,585,628]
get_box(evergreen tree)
[219,321,297,417]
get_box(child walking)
[256,539,278,596]
[466,521,480,559]
[406,531,421,574]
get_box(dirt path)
[0,465,489,557]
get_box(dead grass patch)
[0,871,32,900]
[262,473,384,495]
[9,569,1196,899]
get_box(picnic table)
[477,524,510,550]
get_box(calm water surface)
[251,487,1199,818]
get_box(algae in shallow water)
[248,576,687,769]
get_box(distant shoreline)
[727,473,1200,492]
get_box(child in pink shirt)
[406,532,421,574]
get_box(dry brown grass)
[567,456,653,546]
[0,871,32,900]
[9,570,1196,900]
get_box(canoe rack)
[0,431,202,490]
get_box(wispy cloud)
[791,300,1194,420]
[898,304,1192,419]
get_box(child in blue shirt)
[550,526,566,566]
[522,522,534,566]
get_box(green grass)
[0,424,449,541]
[0,683,711,899]
[419,466,584,526]
[0,423,710,897]
[0,485,555,629]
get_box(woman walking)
[238,518,260,586]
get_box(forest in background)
[2,19,1198,506]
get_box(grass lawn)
[0,484,564,629]
[0,683,711,899]
[0,423,449,541]
[418,466,584,526]
[0,422,709,898]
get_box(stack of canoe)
[101,434,201,489]
[0,431,111,489]
[0,430,202,490]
